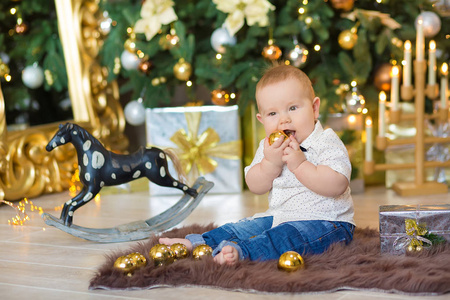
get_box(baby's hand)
[263,136,288,169]
[282,136,306,172]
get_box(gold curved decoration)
[0,0,128,201]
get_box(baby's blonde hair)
[256,63,315,101]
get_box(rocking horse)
[41,123,213,242]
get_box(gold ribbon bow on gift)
[393,219,432,252]
[170,111,242,184]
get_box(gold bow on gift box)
[393,219,432,253]
[170,111,242,184]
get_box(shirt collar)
[300,120,323,151]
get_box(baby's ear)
[256,113,263,124]
[312,97,320,119]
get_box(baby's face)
[256,78,319,144]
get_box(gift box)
[146,105,242,195]
[379,204,450,255]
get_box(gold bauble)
[330,0,355,11]
[415,245,423,252]
[373,63,392,91]
[406,245,416,253]
[127,252,147,269]
[262,44,282,60]
[159,34,179,50]
[338,30,357,50]
[278,251,305,272]
[113,255,136,276]
[192,244,213,260]
[138,60,154,74]
[149,244,175,267]
[211,89,227,106]
[170,243,189,260]
[15,23,28,35]
[124,38,137,53]
[173,59,192,81]
[269,130,289,145]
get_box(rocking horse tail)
[163,148,188,184]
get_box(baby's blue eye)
[268,112,276,116]
[289,106,297,111]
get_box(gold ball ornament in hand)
[170,243,189,260]
[173,59,192,81]
[269,130,289,145]
[192,244,213,260]
[149,244,175,267]
[338,29,357,50]
[113,255,137,276]
[278,251,305,272]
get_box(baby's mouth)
[283,130,295,138]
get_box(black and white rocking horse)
[41,123,213,242]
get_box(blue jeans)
[186,217,355,261]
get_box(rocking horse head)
[46,123,77,152]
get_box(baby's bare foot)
[159,238,193,251]
[213,245,239,265]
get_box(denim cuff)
[212,240,244,261]
[185,233,206,248]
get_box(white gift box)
[146,105,243,195]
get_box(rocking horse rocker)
[41,123,214,242]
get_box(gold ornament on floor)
[278,251,305,272]
[192,244,213,260]
[170,243,189,260]
[173,58,192,81]
[127,252,147,269]
[113,255,137,276]
[262,40,282,60]
[269,130,290,145]
[150,244,175,267]
[338,28,357,50]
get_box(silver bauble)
[287,44,308,68]
[210,27,237,53]
[22,63,44,89]
[124,99,145,126]
[415,11,441,38]
[120,50,140,71]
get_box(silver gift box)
[146,105,242,195]
[379,204,450,255]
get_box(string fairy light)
[1,198,43,226]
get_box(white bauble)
[120,50,140,71]
[210,27,237,53]
[124,100,145,126]
[415,11,441,38]
[22,64,44,89]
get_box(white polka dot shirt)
[245,121,355,227]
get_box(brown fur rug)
[89,224,450,295]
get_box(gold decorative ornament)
[192,244,213,260]
[173,58,192,81]
[138,59,154,74]
[113,255,136,276]
[149,244,175,267]
[330,0,355,11]
[0,0,127,202]
[373,63,392,91]
[338,29,357,50]
[269,130,290,145]
[278,251,305,272]
[211,89,228,106]
[262,41,282,60]
[170,243,189,260]
[127,252,147,269]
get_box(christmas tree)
[0,0,71,127]
[97,0,449,118]
[0,0,448,126]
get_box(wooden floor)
[1,179,450,300]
